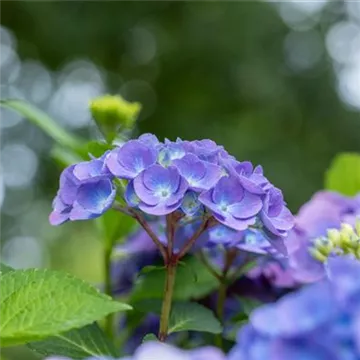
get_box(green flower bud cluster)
[310,220,360,262]
[89,95,141,142]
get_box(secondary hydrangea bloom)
[49,154,115,225]
[46,342,225,360]
[287,191,360,282]
[248,259,298,288]
[229,257,360,360]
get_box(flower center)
[220,203,228,212]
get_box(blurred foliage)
[2,1,360,210]
[325,153,360,196]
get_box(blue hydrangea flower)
[180,191,204,216]
[106,139,158,179]
[260,187,294,237]
[199,176,263,231]
[204,225,274,254]
[183,139,222,162]
[229,257,360,360]
[131,165,188,215]
[172,153,223,192]
[138,133,160,147]
[157,139,186,167]
[205,224,240,247]
[224,159,270,195]
[49,158,115,225]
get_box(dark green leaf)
[325,153,360,196]
[130,255,218,302]
[140,265,165,275]
[28,323,119,359]
[237,297,262,316]
[130,299,162,314]
[0,99,85,154]
[168,302,222,334]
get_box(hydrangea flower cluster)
[46,342,225,360]
[50,134,293,247]
[230,257,360,360]
[287,191,360,282]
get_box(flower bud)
[309,247,327,262]
[89,95,141,142]
[327,228,341,247]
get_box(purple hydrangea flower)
[296,191,358,237]
[229,257,360,360]
[260,187,294,238]
[185,139,226,164]
[157,139,186,167]
[172,154,223,192]
[138,133,160,147]
[106,139,158,179]
[131,165,188,215]
[199,176,263,231]
[248,260,298,288]
[180,191,204,216]
[287,191,360,283]
[205,225,276,256]
[49,158,115,225]
[224,159,270,195]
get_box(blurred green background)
[1,1,360,358]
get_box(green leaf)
[140,265,165,275]
[130,255,218,302]
[0,99,85,154]
[130,299,162,315]
[325,153,360,196]
[96,209,136,246]
[0,269,132,347]
[28,322,119,359]
[142,334,158,343]
[168,302,222,334]
[86,141,114,158]
[237,297,262,316]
